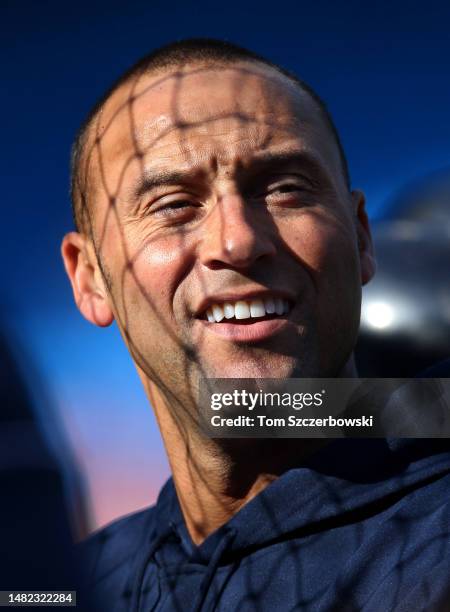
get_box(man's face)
[74,61,373,407]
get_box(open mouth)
[195,294,295,343]
[201,297,292,323]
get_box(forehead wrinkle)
[131,112,310,172]
[138,112,322,168]
[119,114,329,188]
[132,109,287,154]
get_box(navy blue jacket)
[79,439,450,611]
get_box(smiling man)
[62,39,450,611]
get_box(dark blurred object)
[356,168,450,377]
[0,330,94,609]
[420,358,450,377]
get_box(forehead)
[90,61,341,192]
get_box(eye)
[151,198,201,220]
[264,181,311,202]
[248,173,314,201]
[269,183,303,195]
[257,178,318,211]
[157,201,191,213]
[146,194,203,227]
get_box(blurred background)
[2,0,449,535]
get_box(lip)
[194,289,295,319]
[197,316,293,343]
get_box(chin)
[203,354,301,380]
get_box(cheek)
[278,211,358,274]
[113,231,196,325]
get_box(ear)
[61,232,114,327]
[351,190,377,286]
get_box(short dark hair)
[70,37,350,232]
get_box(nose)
[199,194,277,270]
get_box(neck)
[180,438,328,544]
[143,355,358,545]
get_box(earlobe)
[351,190,377,286]
[61,232,114,327]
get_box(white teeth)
[264,297,276,314]
[223,303,235,319]
[212,304,224,322]
[250,299,266,318]
[235,301,251,319]
[275,297,284,315]
[205,297,291,322]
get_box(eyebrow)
[242,150,327,182]
[132,168,202,199]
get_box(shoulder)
[78,505,156,587]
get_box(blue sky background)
[3,0,450,529]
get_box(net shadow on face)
[73,63,355,537]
